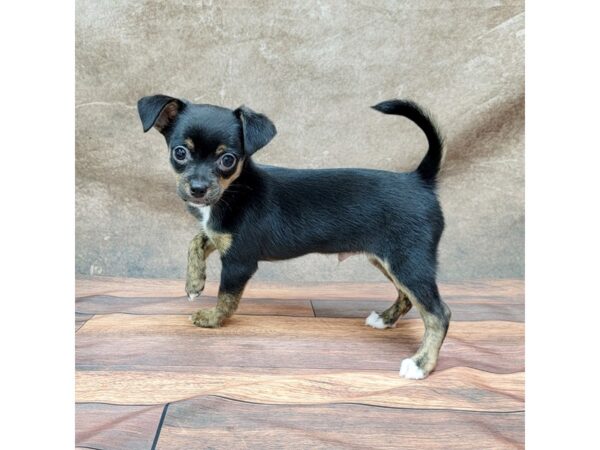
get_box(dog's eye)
[172,146,189,163]
[218,153,237,171]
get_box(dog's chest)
[199,206,233,254]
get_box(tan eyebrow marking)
[215,145,227,156]
[184,138,195,151]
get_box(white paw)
[365,311,389,329]
[188,293,199,302]
[399,358,425,379]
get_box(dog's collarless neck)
[210,158,262,227]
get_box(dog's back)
[241,165,443,261]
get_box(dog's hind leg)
[365,255,412,329]
[397,281,451,379]
[391,269,450,379]
[185,232,215,300]
[366,255,451,379]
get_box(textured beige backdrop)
[76,0,524,283]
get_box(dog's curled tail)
[372,99,444,186]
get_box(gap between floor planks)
[76,277,524,303]
[75,277,525,449]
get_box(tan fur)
[192,291,244,328]
[154,101,180,132]
[367,254,450,376]
[205,158,244,255]
[367,255,412,324]
[411,304,451,374]
[381,291,412,324]
[187,232,239,327]
[186,233,216,297]
[184,138,195,151]
[218,159,244,192]
[186,155,251,327]
[215,144,227,155]
[191,307,224,328]
[206,230,233,255]
[368,256,394,283]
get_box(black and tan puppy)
[137,95,450,379]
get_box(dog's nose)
[189,181,209,198]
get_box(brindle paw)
[191,308,223,328]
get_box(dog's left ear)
[234,106,277,155]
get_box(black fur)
[138,95,450,378]
[371,100,444,185]
[137,95,186,133]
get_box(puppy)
[137,95,450,379]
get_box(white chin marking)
[365,311,389,329]
[188,293,199,302]
[399,358,425,379]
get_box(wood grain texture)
[75,403,164,450]
[75,277,524,449]
[76,294,522,322]
[312,298,524,321]
[76,314,523,373]
[76,313,93,332]
[76,295,314,317]
[76,276,523,303]
[156,396,524,450]
[76,367,523,411]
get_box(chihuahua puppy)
[137,95,450,379]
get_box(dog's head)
[137,95,276,206]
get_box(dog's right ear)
[137,95,185,134]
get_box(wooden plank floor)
[76,277,524,450]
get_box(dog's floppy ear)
[234,105,277,155]
[137,95,185,134]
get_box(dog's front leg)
[185,233,215,300]
[191,259,257,328]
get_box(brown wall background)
[76,0,524,283]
